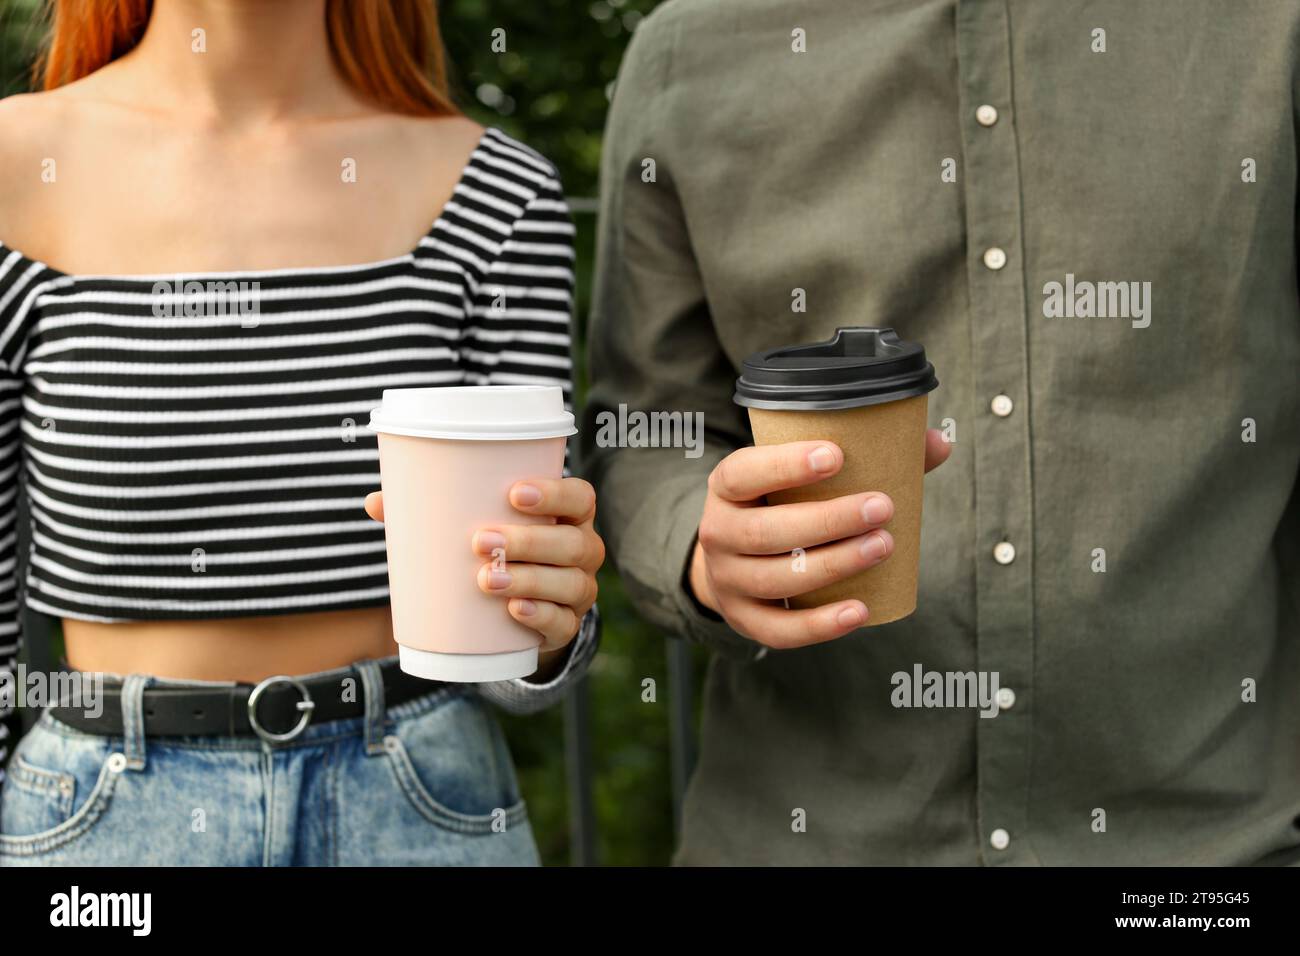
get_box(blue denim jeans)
[0,659,540,865]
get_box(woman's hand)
[364,477,604,679]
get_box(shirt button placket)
[956,0,1037,866]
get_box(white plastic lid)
[368,385,576,441]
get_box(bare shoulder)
[0,90,75,173]
[368,112,488,210]
[0,91,70,240]
[0,67,140,252]
[0,70,124,240]
[394,112,485,163]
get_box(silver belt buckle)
[247,675,315,744]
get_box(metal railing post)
[564,198,600,865]
[563,676,597,865]
[666,637,697,835]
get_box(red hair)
[34,0,457,116]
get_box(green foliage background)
[0,0,709,866]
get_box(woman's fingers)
[477,561,597,613]
[364,490,384,522]
[509,477,597,523]
[471,523,604,572]
[477,478,603,648]
[508,598,580,649]
[710,529,894,600]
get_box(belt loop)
[354,660,387,756]
[121,673,153,771]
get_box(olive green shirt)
[583,0,1300,864]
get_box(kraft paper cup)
[734,328,938,626]
[368,386,576,681]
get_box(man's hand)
[688,430,951,649]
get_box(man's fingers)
[727,597,869,650]
[924,428,952,473]
[704,491,894,555]
[364,491,383,522]
[712,530,893,600]
[709,442,844,503]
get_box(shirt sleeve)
[475,604,599,715]
[0,248,39,779]
[579,13,763,661]
[458,141,576,409]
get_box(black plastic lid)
[733,327,938,410]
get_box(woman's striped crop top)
[0,127,593,759]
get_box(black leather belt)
[47,661,443,743]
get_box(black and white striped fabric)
[0,127,593,763]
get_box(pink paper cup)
[368,386,576,682]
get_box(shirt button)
[983,247,1007,271]
[990,828,1011,850]
[993,541,1016,565]
[990,394,1013,417]
[996,687,1016,711]
[976,104,999,127]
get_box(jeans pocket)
[0,721,125,857]
[5,755,76,830]
[382,695,528,836]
